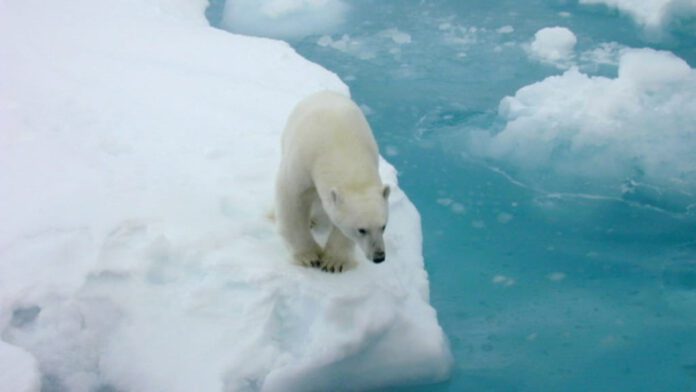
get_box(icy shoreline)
[0,0,451,390]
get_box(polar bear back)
[281,91,380,193]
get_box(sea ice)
[221,0,349,39]
[580,0,696,32]
[379,28,413,45]
[0,341,39,392]
[471,48,696,198]
[528,26,577,68]
[0,0,451,390]
[316,27,416,61]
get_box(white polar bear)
[275,91,390,272]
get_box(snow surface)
[528,27,577,68]
[221,0,349,39]
[0,0,451,391]
[471,48,696,195]
[580,0,696,31]
[0,340,39,392]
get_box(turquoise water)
[208,1,696,390]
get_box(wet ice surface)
[210,0,696,390]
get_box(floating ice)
[471,48,696,198]
[496,212,514,224]
[578,42,627,67]
[528,26,577,68]
[317,34,377,60]
[316,28,412,60]
[492,275,516,287]
[580,0,696,32]
[379,28,412,45]
[0,0,450,390]
[547,272,567,282]
[221,0,349,39]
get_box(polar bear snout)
[357,230,387,264]
[372,250,386,263]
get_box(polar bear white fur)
[275,91,390,272]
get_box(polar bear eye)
[381,225,386,232]
[358,228,367,235]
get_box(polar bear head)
[324,185,390,263]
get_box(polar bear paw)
[294,247,323,268]
[317,252,355,273]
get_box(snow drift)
[0,0,451,391]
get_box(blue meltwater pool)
[208,1,696,390]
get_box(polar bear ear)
[330,188,342,205]
[382,185,390,200]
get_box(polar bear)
[275,91,390,272]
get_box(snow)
[528,27,577,68]
[580,0,696,31]
[0,340,39,392]
[221,0,349,39]
[471,48,696,196]
[0,0,451,391]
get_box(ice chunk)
[580,0,696,32]
[221,0,349,39]
[618,48,692,88]
[473,48,696,197]
[528,26,577,68]
[0,0,450,390]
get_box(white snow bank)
[472,48,696,192]
[0,0,450,391]
[0,341,39,392]
[221,0,349,40]
[580,0,696,32]
[528,27,577,68]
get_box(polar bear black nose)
[373,251,385,263]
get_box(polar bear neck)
[313,151,381,195]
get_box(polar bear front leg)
[276,185,322,267]
[320,225,356,273]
